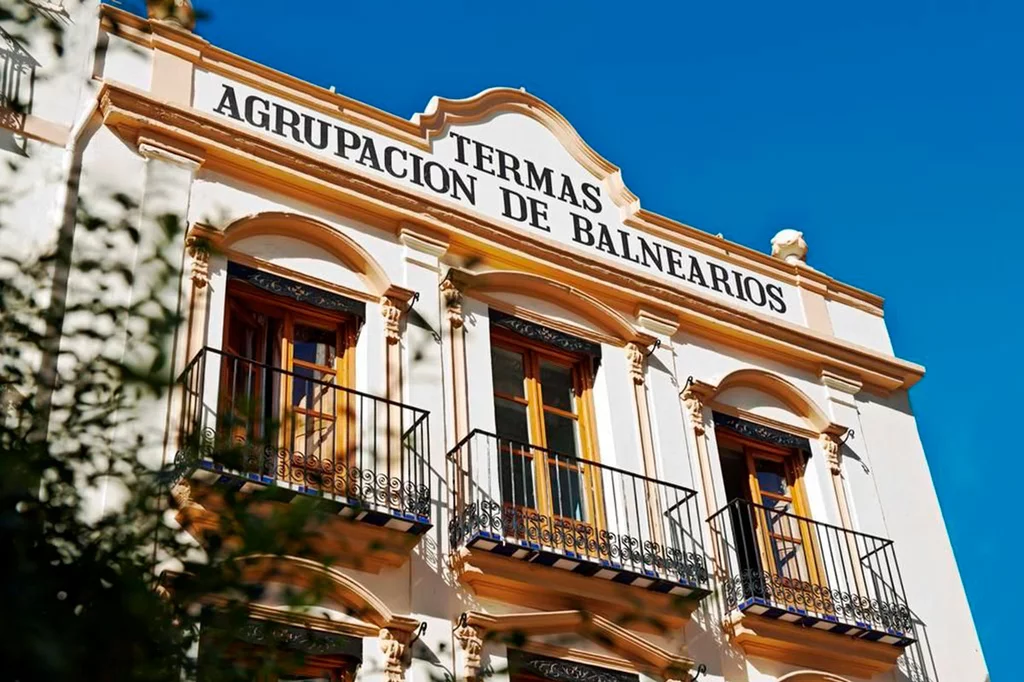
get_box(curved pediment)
[413,87,640,215]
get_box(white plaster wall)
[95,32,152,92]
[828,300,895,356]
[188,172,405,287]
[713,386,807,431]
[853,390,985,682]
[230,234,366,292]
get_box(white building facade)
[0,3,987,682]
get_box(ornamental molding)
[378,628,407,682]
[819,432,843,475]
[185,235,211,289]
[230,618,362,658]
[510,650,638,682]
[625,342,645,385]
[440,277,464,328]
[226,261,367,318]
[712,412,811,452]
[381,296,404,344]
[490,309,601,359]
[95,81,926,394]
[453,622,484,680]
[680,388,705,436]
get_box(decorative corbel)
[819,432,843,475]
[453,620,483,681]
[380,296,403,344]
[440,276,464,328]
[625,342,645,384]
[680,387,705,436]
[185,235,211,289]
[378,628,407,682]
[170,478,192,508]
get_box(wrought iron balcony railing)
[447,429,710,595]
[173,347,431,526]
[708,498,914,646]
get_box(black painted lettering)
[303,114,330,150]
[334,126,361,159]
[596,223,618,256]
[273,104,303,142]
[356,137,382,171]
[384,146,408,178]
[409,153,425,186]
[501,187,528,222]
[743,276,767,307]
[525,160,554,196]
[732,270,748,302]
[666,247,685,278]
[423,161,449,194]
[688,256,709,288]
[527,197,550,231]
[450,169,477,204]
[496,149,524,186]
[558,175,581,207]
[472,140,496,176]
[639,239,663,271]
[766,284,787,313]
[708,263,734,295]
[618,230,642,264]
[571,212,596,246]
[213,85,242,120]
[244,96,271,130]
[450,132,471,166]
[581,183,603,213]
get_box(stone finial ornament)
[625,342,645,385]
[770,228,808,265]
[146,0,196,31]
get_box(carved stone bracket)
[185,235,211,289]
[378,628,407,682]
[440,277,464,328]
[681,388,705,436]
[625,342,645,385]
[453,622,483,681]
[381,296,403,344]
[819,432,843,475]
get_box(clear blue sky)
[135,0,1021,676]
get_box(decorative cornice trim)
[94,80,924,393]
[227,261,366,318]
[491,309,602,359]
[97,4,887,319]
[461,610,694,677]
[713,412,812,452]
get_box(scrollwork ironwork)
[448,500,708,586]
[233,619,362,657]
[490,310,601,359]
[227,262,366,319]
[712,412,810,451]
[509,651,638,682]
[722,568,914,633]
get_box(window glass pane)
[291,365,335,411]
[547,461,585,521]
[293,324,337,367]
[539,359,575,412]
[499,445,536,509]
[495,397,530,444]
[491,346,526,398]
[543,411,579,458]
[754,458,790,498]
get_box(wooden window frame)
[223,281,359,480]
[716,429,828,593]
[490,327,605,530]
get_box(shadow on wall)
[0,24,40,156]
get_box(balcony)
[447,430,710,629]
[171,347,431,571]
[708,498,915,676]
